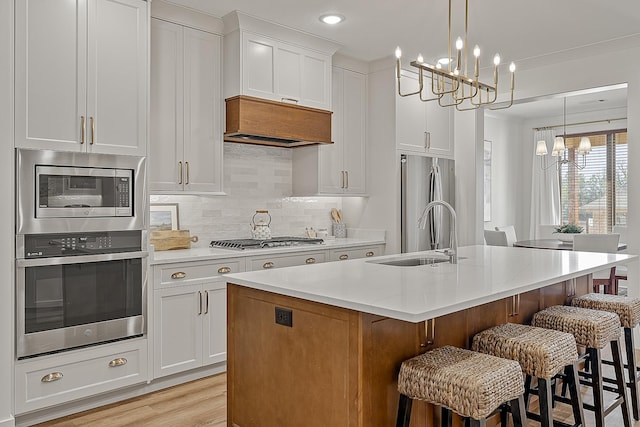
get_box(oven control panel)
[23,230,142,258]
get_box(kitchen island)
[225,245,637,427]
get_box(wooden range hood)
[225,96,333,148]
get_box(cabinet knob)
[171,271,187,280]
[263,262,274,269]
[41,372,63,383]
[305,257,316,264]
[218,266,231,274]
[365,251,375,257]
[108,357,127,367]
[339,254,349,260]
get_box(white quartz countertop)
[224,245,638,323]
[150,237,386,265]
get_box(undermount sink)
[369,257,450,267]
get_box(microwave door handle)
[17,251,149,268]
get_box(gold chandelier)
[395,0,515,111]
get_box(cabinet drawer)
[157,258,244,286]
[248,251,326,271]
[329,246,382,262]
[15,339,148,414]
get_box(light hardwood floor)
[34,370,640,427]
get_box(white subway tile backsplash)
[151,143,343,247]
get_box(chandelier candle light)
[395,0,515,111]
[536,97,592,170]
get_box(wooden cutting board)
[151,230,198,251]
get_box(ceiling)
[165,0,640,67]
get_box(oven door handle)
[16,251,148,267]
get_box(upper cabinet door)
[15,0,87,151]
[341,69,367,194]
[243,33,276,100]
[15,0,147,155]
[150,18,184,192]
[241,32,331,110]
[87,0,147,156]
[182,28,223,193]
[396,71,428,154]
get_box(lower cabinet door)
[203,281,227,365]
[153,283,203,378]
[15,338,148,414]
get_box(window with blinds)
[559,130,627,233]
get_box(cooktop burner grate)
[210,236,324,250]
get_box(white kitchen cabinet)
[153,258,243,378]
[150,18,223,193]
[239,32,332,110]
[15,338,147,414]
[329,245,384,262]
[292,66,367,195]
[247,250,326,271]
[15,0,147,156]
[396,70,454,158]
[245,32,331,110]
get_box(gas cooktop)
[210,236,324,250]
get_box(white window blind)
[560,131,627,233]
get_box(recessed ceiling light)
[319,14,345,25]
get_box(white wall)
[483,114,527,239]
[0,0,14,425]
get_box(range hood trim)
[224,95,333,148]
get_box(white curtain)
[530,129,561,238]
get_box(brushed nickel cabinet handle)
[218,266,231,274]
[365,251,374,257]
[345,171,349,189]
[90,116,95,144]
[341,171,345,189]
[305,257,316,264]
[425,318,436,345]
[185,161,190,185]
[178,161,183,184]
[204,291,209,314]
[339,254,348,260]
[426,131,431,149]
[108,357,127,367]
[263,262,274,269]
[514,294,521,316]
[198,291,203,315]
[80,116,86,144]
[424,131,428,149]
[281,97,298,103]
[41,372,63,383]
[171,271,186,280]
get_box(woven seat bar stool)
[472,323,584,427]
[572,293,640,420]
[396,346,527,427]
[532,305,632,427]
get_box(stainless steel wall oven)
[15,149,148,359]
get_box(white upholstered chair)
[484,229,508,246]
[538,224,559,240]
[495,225,517,247]
[573,233,620,294]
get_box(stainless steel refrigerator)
[401,154,455,253]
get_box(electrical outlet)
[275,307,293,327]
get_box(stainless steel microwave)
[17,149,146,234]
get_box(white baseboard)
[0,416,15,427]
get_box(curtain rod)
[533,117,626,131]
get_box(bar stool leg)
[523,375,532,410]
[441,407,451,427]
[588,348,606,427]
[468,419,487,427]
[612,339,633,427]
[537,378,554,427]
[396,394,412,427]
[506,396,526,427]
[624,327,640,420]
[565,362,585,426]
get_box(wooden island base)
[227,276,590,427]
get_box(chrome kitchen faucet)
[417,200,458,264]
